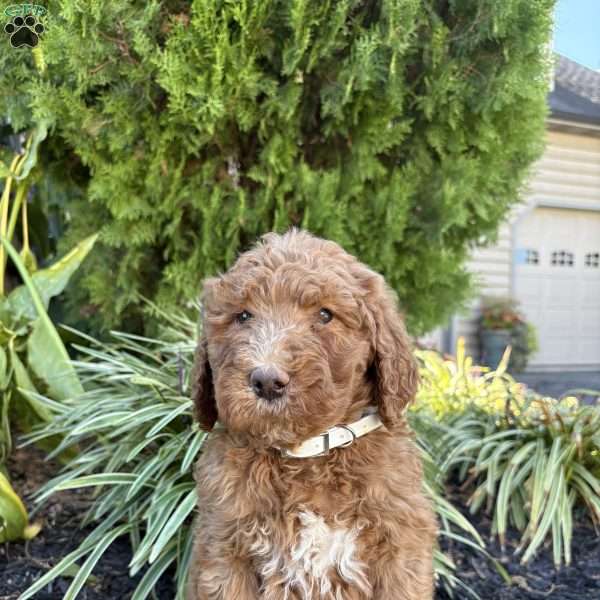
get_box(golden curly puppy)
[187,230,436,600]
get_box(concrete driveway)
[517,371,600,404]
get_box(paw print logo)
[4,15,44,48]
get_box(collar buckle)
[314,431,331,457]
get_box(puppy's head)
[191,230,418,446]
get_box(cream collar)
[276,410,383,459]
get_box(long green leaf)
[571,463,600,495]
[63,524,130,600]
[175,527,195,600]
[180,431,207,474]
[130,497,181,573]
[3,234,98,322]
[522,468,565,563]
[54,473,141,489]
[146,401,192,437]
[528,440,547,532]
[18,540,93,599]
[495,440,537,545]
[0,346,8,390]
[131,541,178,600]
[149,489,196,563]
[551,508,562,568]
[560,489,574,566]
[0,237,84,401]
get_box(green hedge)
[1,0,554,333]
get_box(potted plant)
[479,297,538,372]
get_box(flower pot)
[480,329,511,369]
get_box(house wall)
[452,127,600,361]
[454,223,513,358]
[529,127,600,211]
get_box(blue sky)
[554,0,600,69]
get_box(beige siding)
[456,223,512,358]
[528,130,600,209]
[452,128,600,361]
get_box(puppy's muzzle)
[250,365,289,401]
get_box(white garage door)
[514,207,600,369]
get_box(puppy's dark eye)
[236,310,253,324]
[318,308,333,324]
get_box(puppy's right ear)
[191,337,217,431]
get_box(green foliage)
[0,130,97,542]
[414,337,520,418]
[0,232,96,455]
[0,470,41,542]
[412,413,510,597]
[438,397,600,567]
[508,321,539,372]
[0,236,95,543]
[0,127,95,429]
[20,309,202,600]
[480,296,523,331]
[479,296,539,372]
[421,342,600,568]
[0,0,555,334]
[22,308,484,599]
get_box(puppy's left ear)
[366,274,419,430]
[191,337,218,431]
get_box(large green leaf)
[9,348,53,422]
[0,471,41,542]
[14,121,49,182]
[0,237,85,401]
[27,317,84,401]
[1,234,98,323]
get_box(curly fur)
[187,230,436,600]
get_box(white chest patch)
[251,511,370,599]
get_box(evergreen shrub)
[0,0,555,333]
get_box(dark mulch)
[437,487,600,600]
[0,445,175,600]
[3,446,600,599]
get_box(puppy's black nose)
[250,366,289,401]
